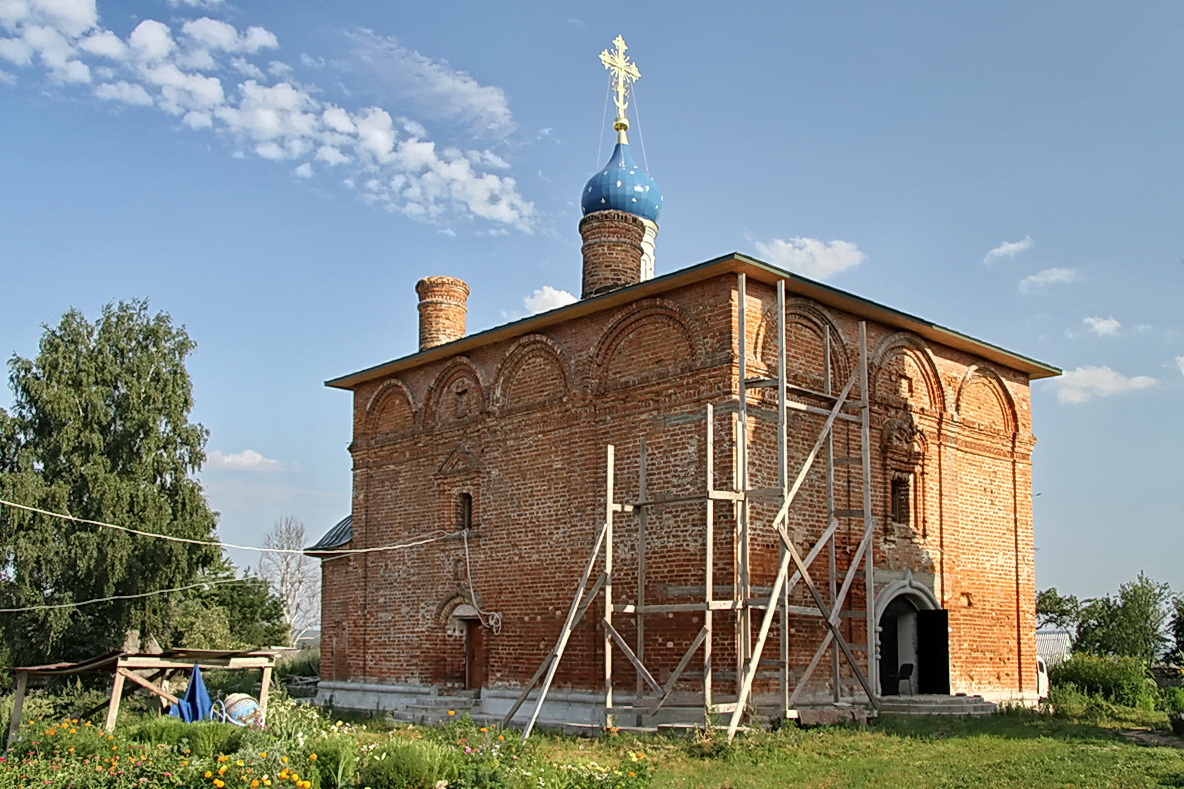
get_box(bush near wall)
[1049,653,1159,710]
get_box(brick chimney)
[579,209,646,299]
[416,276,469,351]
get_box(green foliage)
[309,733,358,789]
[173,559,289,649]
[0,299,219,665]
[1036,587,1081,631]
[1168,596,1184,665]
[357,738,460,789]
[1074,573,1171,664]
[1049,653,1159,709]
[1160,685,1184,715]
[278,647,321,678]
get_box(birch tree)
[259,515,320,644]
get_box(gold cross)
[599,35,641,134]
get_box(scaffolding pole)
[511,274,879,738]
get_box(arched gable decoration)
[592,298,702,391]
[364,378,419,436]
[874,568,941,621]
[754,298,852,390]
[870,333,946,414]
[954,364,1018,435]
[492,334,573,412]
[424,357,486,425]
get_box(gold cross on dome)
[599,35,641,133]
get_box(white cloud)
[344,28,515,138]
[524,285,576,314]
[207,449,282,471]
[983,235,1033,265]
[1082,316,1121,337]
[0,36,33,65]
[0,2,534,231]
[1050,366,1156,404]
[1175,356,1184,377]
[181,18,277,54]
[128,19,174,62]
[94,79,151,105]
[0,68,14,83]
[1019,267,1079,293]
[293,161,312,178]
[755,237,866,280]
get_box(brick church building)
[311,38,1057,729]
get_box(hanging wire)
[0,498,454,558]
[632,82,650,173]
[0,577,247,613]
[597,73,611,168]
[462,530,503,634]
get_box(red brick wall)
[320,271,1038,703]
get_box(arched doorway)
[876,572,949,696]
[448,604,486,690]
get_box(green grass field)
[534,711,1184,789]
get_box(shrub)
[1160,685,1184,715]
[309,733,358,789]
[1049,653,1158,709]
[358,738,460,789]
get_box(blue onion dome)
[581,142,662,223]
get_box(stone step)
[878,695,997,717]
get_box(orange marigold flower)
[308,753,317,761]
[214,780,225,789]
[205,771,213,778]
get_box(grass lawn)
[534,711,1184,789]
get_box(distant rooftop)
[307,515,352,553]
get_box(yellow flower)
[447,710,455,716]
[219,755,229,763]
[479,727,488,733]
[252,782,260,788]
[281,757,289,763]
[214,780,225,789]
[236,760,245,766]
[205,771,213,778]
[259,752,268,759]
[182,760,190,767]
[218,766,228,775]
[308,753,317,761]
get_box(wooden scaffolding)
[504,274,880,738]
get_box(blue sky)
[1,0,1180,600]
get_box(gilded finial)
[599,35,641,144]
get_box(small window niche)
[458,491,474,531]
[890,476,911,526]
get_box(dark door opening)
[916,609,950,694]
[878,596,917,696]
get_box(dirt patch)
[1118,728,1184,749]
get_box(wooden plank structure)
[504,274,881,740]
[5,648,277,748]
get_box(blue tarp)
[167,663,212,723]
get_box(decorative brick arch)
[424,357,487,426]
[364,379,419,436]
[870,333,947,415]
[591,298,702,392]
[491,334,573,414]
[755,298,852,393]
[953,365,1018,436]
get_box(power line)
[0,577,245,613]
[0,498,458,557]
